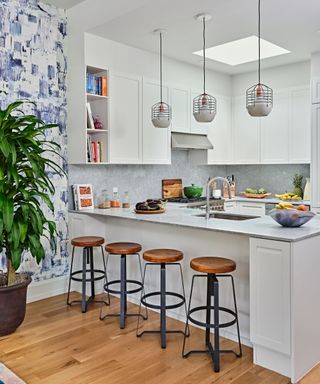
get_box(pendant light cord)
[258,0,261,84]
[160,32,163,103]
[203,17,206,95]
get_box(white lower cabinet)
[237,201,266,216]
[142,78,171,164]
[109,72,142,164]
[224,201,237,213]
[250,238,291,362]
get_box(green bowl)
[184,184,203,198]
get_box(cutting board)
[162,179,183,199]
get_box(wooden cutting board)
[162,179,183,199]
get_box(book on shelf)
[86,72,108,96]
[72,184,94,210]
[86,102,94,129]
[87,136,104,163]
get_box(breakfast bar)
[69,206,320,383]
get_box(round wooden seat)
[71,236,105,247]
[190,257,236,274]
[105,242,142,255]
[143,249,183,263]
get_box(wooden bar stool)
[67,236,109,313]
[182,256,242,372]
[100,242,147,329]
[136,249,189,349]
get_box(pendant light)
[193,14,217,123]
[246,0,273,117]
[152,29,171,128]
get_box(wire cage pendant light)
[246,0,273,117]
[152,30,171,128]
[193,14,217,123]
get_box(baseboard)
[27,275,69,303]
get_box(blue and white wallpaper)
[0,0,68,281]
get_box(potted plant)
[0,101,64,336]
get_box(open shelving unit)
[85,65,109,164]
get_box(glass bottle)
[111,187,121,208]
[122,191,130,209]
[97,189,110,209]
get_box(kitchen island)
[69,206,320,383]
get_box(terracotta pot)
[0,274,32,336]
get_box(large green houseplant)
[0,100,63,335]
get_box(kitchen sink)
[194,212,259,221]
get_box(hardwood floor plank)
[0,293,316,383]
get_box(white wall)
[232,61,310,96]
[85,33,232,97]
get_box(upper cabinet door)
[109,72,142,164]
[312,79,320,104]
[171,86,190,133]
[233,95,260,164]
[190,90,209,135]
[207,96,233,164]
[290,88,311,163]
[260,90,290,164]
[142,78,171,164]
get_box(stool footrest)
[183,341,242,359]
[188,305,237,329]
[70,269,106,283]
[100,312,147,321]
[104,279,143,295]
[141,291,185,310]
[67,296,109,312]
[137,329,186,337]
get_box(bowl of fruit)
[269,203,315,227]
[275,193,302,201]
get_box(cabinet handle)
[241,205,263,209]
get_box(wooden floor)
[0,293,319,384]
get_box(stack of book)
[72,184,94,210]
[86,73,108,96]
[87,136,103,163]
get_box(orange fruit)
[296,205,308,211]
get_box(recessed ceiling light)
[193,35,290,66]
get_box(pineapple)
[293,173,303,198]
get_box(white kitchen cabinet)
[109,72,142,164]
[250,238,291,356]
[260,90,290,163]
[238,201,265,216]
[207,96,233,164]
[289,87,311,163]
[233,95,260,164]
[190,90,209,135]
[312,79,320,104]
[171,85,190,133]
[311,104,320,208]
[142,78,171,164]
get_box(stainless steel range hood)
[171,132,213,150]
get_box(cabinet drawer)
[238,202,265,216]
[224,201,237,213]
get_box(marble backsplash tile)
[68,151,310,207]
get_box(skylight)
[193,35,290,66]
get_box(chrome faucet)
[206,176,231,219]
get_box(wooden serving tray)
[135,208,165,214]
[240,192,272,199]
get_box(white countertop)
[69,204,320,242]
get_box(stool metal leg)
[205,274,212,345]
[89,247,95,299]
[212,274,220,372]
[182,274,197,358]
[81,247,87,313]
[100,246,110,305]
[120,254,127,329]
[160,263,166,348]
[231,275,242,357]
[178,264,190,337]
[67,246,75,305]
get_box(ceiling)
[42,0,85,10]
[86,0,320,75]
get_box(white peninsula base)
[69,210,320,383]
